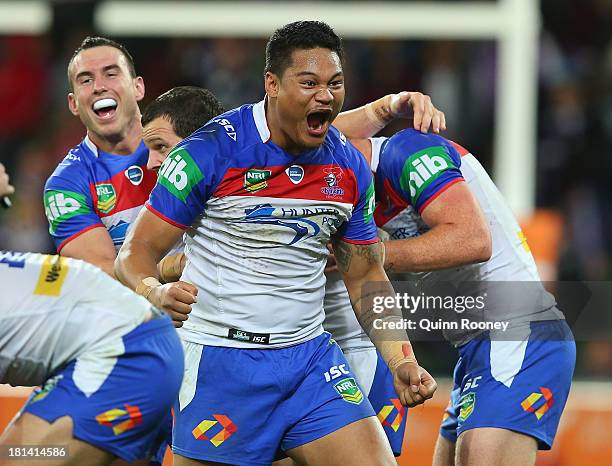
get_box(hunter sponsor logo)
[321,167,345,197]
[124,165,144,185]
[458,392,476,421]
[286,165,305,184]
[44,190,90,233]
[244,169,272,193]
[228,328,270,344]
[158,148,204,203]
[34,255,69,296]
[400,146,454,201]
[95,183,117,214]
[334,377,364,405]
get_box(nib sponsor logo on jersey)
[239,204,325,245]
[44,190,90,233]
[321,167,345,198]
[244,169,272,193]
[400,146,454,200]
[158,148,204,203]
[521,387,554,420]
[96,404,143,436]
[95,183,117,214]
[192,414,237,447]
[377,399,406,432]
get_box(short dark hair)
[141,86,225,139]
[67,36,137,90]
[264,21,344,77]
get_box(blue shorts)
[173,333,375,465]
[345,349,407,455]
[440,320,575,449]
[24,316,184,463]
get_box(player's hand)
[149,281,198,328]
[324,243,338,274]
[393,361,437,407]
[390,91,447,134]
[0,162,15,197]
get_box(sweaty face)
[142,116,182,171]
[269,47,345,153]
[68,46,144,145]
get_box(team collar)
[252,98,270,143]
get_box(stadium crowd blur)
[0,0,610,377]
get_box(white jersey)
[146,102,378,348]
[323,133,561,348]
[0,251,153,387]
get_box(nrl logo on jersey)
[321,167,345,197]
[244,169,272,193]
[95,183,117,214]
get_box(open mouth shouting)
[92,98,118,120]
[306,108,333,138]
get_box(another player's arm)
[332,237,437,407]
[60,227,118,276]
[0,162,15,197]
[383,182,491,273]
[115,208,197,327]
[334,91,447,138]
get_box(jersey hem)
[178,325,324,349]
[340,237,379,245]
[56,223,106,253]
[417,177,464,214]
[145,203,188,229]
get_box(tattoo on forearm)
[333,240,383,274]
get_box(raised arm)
[331,237,437,407]
[115,207,197,327]
[334,91,447,139]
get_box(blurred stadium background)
[0,0,610,464]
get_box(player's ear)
[134,76,145,102]
[67,93,79,116]
[265,72,280,98]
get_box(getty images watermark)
[371,292,510,332]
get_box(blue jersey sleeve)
[43,158,104,252]
[339,143,378,244]
[146,132,220,228]
[380,129,464,213]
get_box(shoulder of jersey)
[185,105,254,150]
[326,125,349,149]
[47,139,96,185]
[384,128,458,157]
